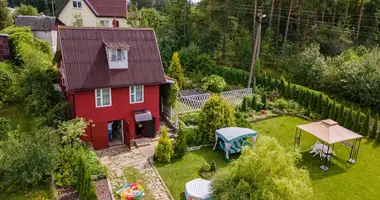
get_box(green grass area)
[251,116,380,200]
[0,184,53,200]
[155,148,235,200]
[156,116,380,200]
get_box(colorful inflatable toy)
[116,183,145,200]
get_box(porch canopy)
[294,119,363,170]
[133,109,152,122]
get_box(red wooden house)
[55,26,168,150]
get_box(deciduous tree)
[0,0,13,30]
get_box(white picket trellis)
[163,88,252,128]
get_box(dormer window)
[73,1,82,8]
[104,42,130,69]
[111,49,126,61]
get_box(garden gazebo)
[294,119,363,171]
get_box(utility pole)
[248,9,263,89]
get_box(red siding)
[69,85,160,150]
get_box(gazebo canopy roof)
[215,127,257,142]
[297,119,363,144]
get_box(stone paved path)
[96,146,171,200]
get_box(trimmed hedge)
[206,65,372,135]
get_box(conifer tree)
[303,91,310,107]
[337,103,345,125]
[310,93,317,111]
[284,84,291,99]
[344,108,353,130]
[280,79,286,95]
[262,93,268,110]
[328,102,336,120]
[291,85,298,99]
[305,105,312,117]
[168,52,184,88]
[298,90,305,105]
[315,94,323,114]
[352,110,361,132]
[370,113,378,139]
[321,100,330,119]
[240,96,249,112]
[360,109,370,136]
[251,95,257,111]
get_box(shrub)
[211,136,313,200]
[210,160,217,172]
[303,91,310,107]
[370,113,378,139]
[174,125,187,158]
[201,75,226,93]
[77,155,98,200]
[0,62,14,102]
[262,93,268,110]
[360,109,370,136]
[154,126,174,162]
[167,82,179,108]
[328,102,337,120]
[251,95,258,111]
[0,117,11,139]
[305,105,312,117]
[352,110,361,133]
[183,126,198,146]
[12,4,38,18]
[321,100,330,119]
[168,52,184,88]
[337,103,345,125]
[198,94,236,144]
[240,96,249,112]
[274,98,289,110]
[181,112,199,126]
[344,108,354,130]
[314,94,323,114]
[0,126,60,190]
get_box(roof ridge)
[58,26,154,31]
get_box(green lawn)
[0,184,53,200]
[156,116,380,200]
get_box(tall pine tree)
[337,103,345,125]
[370,113,378,139]
[360,109,370,136]
[303,91,310,107]
[344,108,353,130]
[351,110,361,132]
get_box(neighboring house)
[15,15,65,53]
[57,0,128,27]
[55,27,169,150]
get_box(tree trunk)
[275,0,283,52]
[344,0,350,27]
[302,15,310,45]
[297,0,302,43]
[321,0,326,23]
[222,0,229,59]
[332,10,336,26]
[269,0,275,28]
[356,1,364,46]
[253,0,257,51]
[313,8,318,24]
[282,0,293,54]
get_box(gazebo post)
[320,141,332,171]
[348,138,362,164]
[294,128,302,148]
[213,135,218,151]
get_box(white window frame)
[73,1,82,8]
[130,85,144,104]
[100,20,110,27]
[111,49,126,61]
[95,88,112,108]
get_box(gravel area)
[58,187,78,200]
[94,179,112,200]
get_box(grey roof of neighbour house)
[55,26,166,91]
[16,16,58,31]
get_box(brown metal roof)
[57,0,127,18]
[297,119,363,144]
[57,27,166,91]
[16,16,60,31]
[104,41,130,49]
